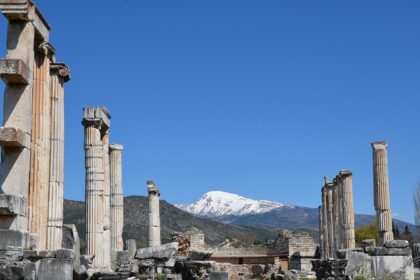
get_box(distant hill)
[63,196,284,248]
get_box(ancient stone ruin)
[313,142,415,280]
[0,0,73,278]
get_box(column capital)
[147,180,160,195]
[109,144,124,151]
[339,169,352,178]
[372,141,387,150]
[82,106,111,130]
[50,63,70,83]
[37,41,55,60]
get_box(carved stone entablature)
[82,106,111,130]
[0,59,29,84]
[109,144,124,151]
[147,180,160,195]
[0,1,50,41]
[50,62,71,83]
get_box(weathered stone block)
[82,106,111,129]
[0,194,26,216]
[384,239,410,248]
[37,258,74,280]
[0,249,23,261]
[135,242,178,260]
[344,250,371,275]
[210,271,229,280]
[56,249,75,260]
[188,250,213,261]
[62,224,80,265]
[0,259,35,280]
[0,229,30,250]
[0,127,30,148]
[0,59,29,84]
[371,255,414,280]
[365,246,412,256]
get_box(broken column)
[318,206,324,259]
[147,180,161,247]
[339,170,355,249]
[326,182,335,258]
[0,0,43,251]
[110,144,124,253]
[372,141,394,244]
[102,130,111,268]
[332,177,340,252]
[83,106,111,269]
[46,63,70,251]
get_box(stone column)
[339,170,355,249]
[0,1,47,249]
[110,144,124,253]
[326,183,335,258]
[28,42,55,250]
[83,106,111,269]
[321,181,330,259]
[102,130,111,267]
[332,177,340,252]
[372,141,394,244]
[147,180,161,247]
[318,206,324,259]
[46,63,70,251]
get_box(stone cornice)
[82,106,111,129]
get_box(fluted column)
[147,180,161,247]
[110,144,124,253]
[28,43,54,250]
[327,184,335,258]
[83,106,111,269]
[321,182,330,259]
[332,178,340,252]
[102,130,111,267]
[372,141,394,244]
[318,206,324,259]
[340,170,355,249]
[46,63,70,250]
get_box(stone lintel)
[0,59,29,84]
[0,127,30,148]
[82,106,111,129]
[0,229,30,250]
[109,144,124,151]
[0,1,50,41]
[372,141,387,150]
[50,62,71,83]
[0,194,26,216]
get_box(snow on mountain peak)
[177,190,292,217]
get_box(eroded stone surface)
[0,127,30,148]
[135,242,178,260]
[0,59,29,84]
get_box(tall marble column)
[83,106,111,269]
[102,130,111,267]
[147,180,161,247]
[326,183,335,258]
[339,170,355,249]
[110,144,124,253]
[321,180,330,259]
[372,141,394,244]
[332,177,340,252]
[318,206,324,259]
[46,63,70,251]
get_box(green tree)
[355,221,379,246]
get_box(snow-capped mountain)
[177,191,292,217]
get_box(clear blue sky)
[1,1,419,224]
